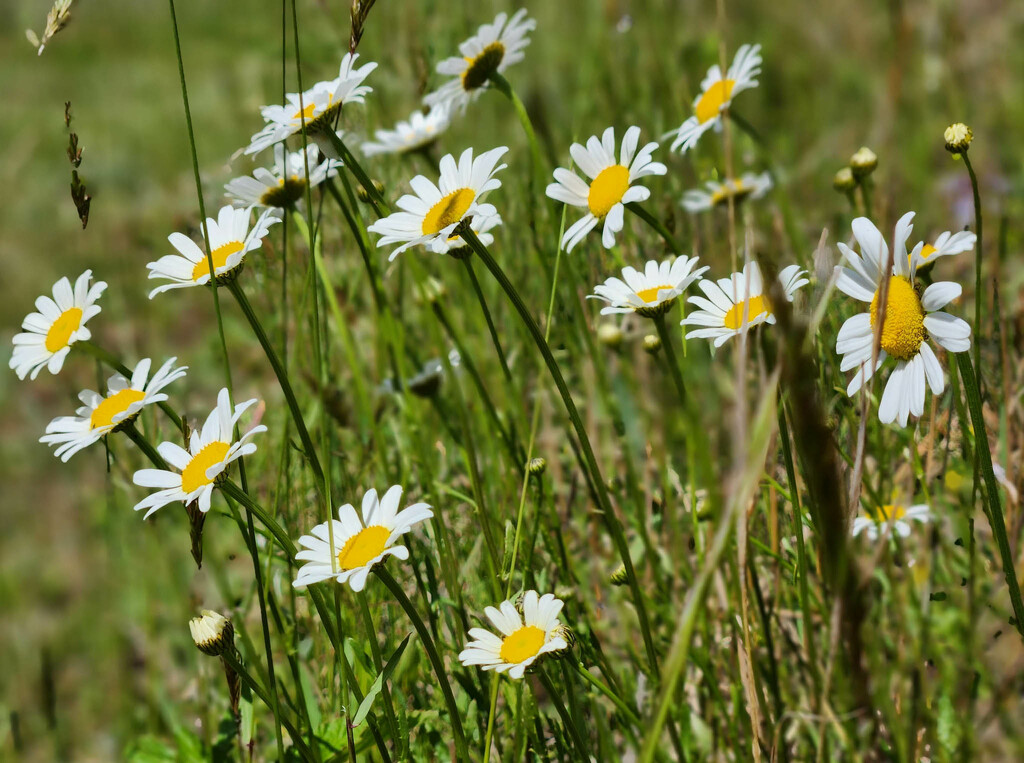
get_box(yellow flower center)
[587,165,630,218]
[710,179,754,207]
[90,388,146,430]
[919,243,937,260]
[695,79,735,124]
[180,441,231,494]
[336,525,391,570]
[462,41,506,91]
[421,188,476,235]
[869,276,925,361]
[292,101,319,121]
[499,625,546,664]
[260,177,307,208]
[636,285,674,303]
[45,307,84,353]
[191,241,245,282]
[723,295,772,330]
[868,504,906,523]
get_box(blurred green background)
[2,0,1023,759]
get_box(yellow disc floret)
[45,307,83,353]
[695,79,735,124]
[192,241,245,281]
[723,295,771,330]
[181,441,231,494]
[869,276,925,361]
[336,525,390,570]
[422,188,476,235]
[587,165,630,218]
[499,625,545,664]
[90,388,146,430]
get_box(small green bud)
[609,564,628,587]
[527,457,547,475]
[833,167,856,192]
[944,123,972,154]
[642,334,661,354]
[849,146,878,178]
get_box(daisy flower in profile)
[589,256,707,318]
[546,126,667,252]
[681,171,772,213]
[9,270,106,380]
[852,503,931,541]
[423,9,535,113]
[40,357,187,462]
[131,388,266,517]
[245,53,376,156]
[225,144,341,211]
[911,228,976,268]
[668,43,762,154]
[458,591,568,679]
[363,105,452,157]
[367,146,508,261]
[836,212,971,426]
[146,205,279,298]
[292,485,433,592]
[683,261,808,347]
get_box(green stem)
[458,225,661,678]
[956,351,1024,639]
[626,203,681,255]
[226,280,325,499]
[537,668,589,760]
[487,71,544,175]
[652,313,688,404]
[320,130,389,215]
[962,152,984,382]
[374,567,469,760]
[574,663,641,727]
[463,257,515,389]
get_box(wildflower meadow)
[4,0,1024,760]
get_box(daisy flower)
[9,270,106,380]
[292,485,433,592]
[545,126,667,252]
[367,146,508,260]
[362,104,452,156]
[225,144,341,211]
[458,591,568,679]
[668,43,762,154]
[245,53,377,156]
[683,261,808,347]
[835,212,971,426]
[852,503,931,541]
[40,357,187,462]
[589,256,707,318]
[912,229,976,268]
[681,171,772,213]
[146,205,280,298]
[131,388,266,518]
[423,9,536,113]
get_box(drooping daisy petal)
[852,503,931,541]
[226,144,341,211]
[131,388,266,518]
[681,171,772,213]
[590,256,706,317]
[546,126,667,252]
[363,105,453,156]
[9,270,107,380]
[292,486,433,591]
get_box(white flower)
[458,591,568,679]
[546,126,667,252]
[225,144,341,211]
[835,212,972,426]
[245,53,376,156]
[681,171,772,213]
[668,43,762,154]
[363,105,452,156]
[131,388,266,518]
[367,146,508,260]
[852,503,931,540]
[292,485,433,592]
[146,205,280,297]
[424,9,535,113]
[9,270,106,380]
[589,256,707,317]
[40,357,187,462]
[683,262,808,347]
[914,229,976,267]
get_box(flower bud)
[944,123,973,154]
[833,167,856,193]
[548,623,576,659]
[609,563,629,586]
[189,610,234,657]
[642,334,661,354]
[527,457,547,476]
[597,322,624,349]
[356,179,386,205]
[849,146,878,178]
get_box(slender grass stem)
[374,567,469,760]
[956,352,1024,639]
[651,312,688,404]
[574,662,641,727]
[626,203,681,255]
[537,668,589,760]
[487,71,545,175]
[458,225,661,678]
[463,257,515,389]
[320,130,389,215]
[961,153,984,380]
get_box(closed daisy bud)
[356,179,386,205]
[548,624,576,658]
[944,123,972,154]
[643,334,661,354]
[597,322,624,348]
[609,563,629,586]
[849,147,878,178]
[833,167,856,192]
[419,277,447,304]
[190,610,234,656]
[527,457,547,476]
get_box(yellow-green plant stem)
[537,668,589,759]
[458,225,661,678]
[320,130,389,215]
[374,567,469,761]
[487,71,545,180]
[961,152,984,381]
[626,203,682,255]
[957,352,1024,640]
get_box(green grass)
[3,0,1024,760]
